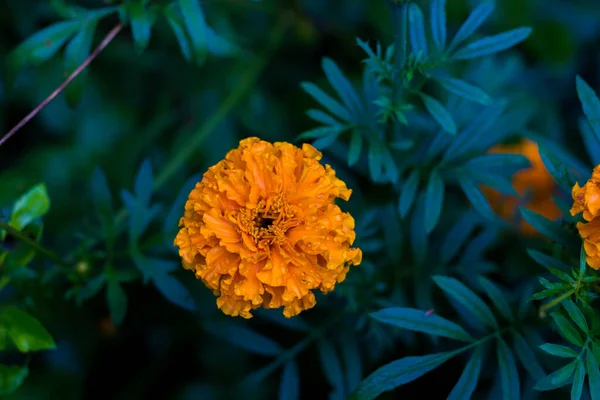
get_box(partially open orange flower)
[570,165,600,221]
[174,137,362,318]
[482,139,561,236]
[575,218,600,270]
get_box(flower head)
[482,139,561,236]
[570,165,600,221]
[174,137,362,318]
[576,219,600,270]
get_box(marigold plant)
[174,137,362,318]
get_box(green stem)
[0,220,71,267]
[539,289,575,318]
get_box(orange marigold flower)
[482,139,561,236]
[570,165,600,221]
[576,219,600,270]
[174,137,362,318]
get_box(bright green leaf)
[539,343,578,358]
[0,307,55,353]
[10,183,50,231]
[179,0,208,64]
[0,364,29,396]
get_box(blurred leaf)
[179,0,208,64]
[424,169,444,233]
[0,307,55,353]
[205,321,282,356]
[339,331,362,393]
[370,308,474,342]
[537,145,581,193]
[420,94,456,135]
[447,346,483,400]
[322,57,363,115]
[578,117,600,166]
[477,276,512,321]
[301,82,351,122]
[297,125,349,141]
[408,3,427,57]
[520,208,577,249]
[576,76,600,144]
[430,0,446,53]
[279,361,299,400]
[164,173,201,236]
[63,21,97,106]
[107,279,127,326]
[527,249,571,272]
[534,361,576,391]
[551,313,584,346]
[91,168,115,248]
[318,339,345,399]
[447,2,494,52]
[440,211,478,263]
[587,348,600,400]
[0,364,28,396]
[129,2,155,54]
[460,181,496,221]
[496,338,520,400]
[433,276,498,329]
[254,309,310,332]
[453,28,532,60]
[539,344,578,358]
[10,183,50,231]
[571,360,585,400]
[151,271,195,311]
[512,331,545,380]
[164,4,192,61]
[306,109,340,125]
[436,76,492,105]
[562,300,588,334]
[348,130,363,166]
[352,350,462,400]
[122,160,161,242]
[398,169,420,218]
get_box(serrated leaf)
[0,307,55,353]
[571,360,585,400]
[539,343,578,358]
[562,300,589,334]
[352,350,462,400]
[301,82,351,122]
[420,94,456,134]
[477,276,512,321]
[587,349,600,400]
[164,3,192,61]
[520,208,576,248]
[0,364,28,395]
[399,169,420,218]
[129,2,154,53]
[348,130,363,166]
[279,361,299,400]
[447,2,494,52]
[430,0,446,53]
[424,169,444,233]
[408,3,427,57]
[370,307,474,342]
[205,321,282,356]
[322,57,363,114]
[179,0,208,64]
[512,331,545,380]
[436,76,492,105]
[433,276,498,329]
[106,279,127,326]
[551,313,585,346]
[318,339,345,398]
[453,28,532,60]
[63,21,97,106]
[447,346,483,400]
[10,183,50,231]
[497,338,520,400]
[576,76,600,144]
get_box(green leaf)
[91,168,115,248]
[571,360,585,400]
[512,331,545,380]
[579,117,600,166]
[179,0,208,64]
[527,249,571,272]
[0,307,55,353]
[497,338,520,400]
[433,275,498,329]
[430,0,446,53]
[534,361,576,391]
[453,28,532,60]
[436,76,492,105]
[301,82,351,122]
[297,125,349,141]
[107,279,127,327]
[204,321,282,356]
[129,2,155,54]
[152,271,195,311]
[551,313,585,346]
[399,169,420,218]
[164,173,201,236]
[440,211,478,263]
[477,276,512,321]
[447,2,494,53]
[63,21,97,107]
[519,208,577,248]
[164,3,192,61]
[447,347,483,400]
[420,94,456,134]
[460,181,496,221]
[318,339,345,398]
[10,183,50,231]
[424,169,444,233]
[408,3,428,57]
[587,349,600,400]
[8,20,82,71]
[562,300,589,334]
[0,364,28,396]
[339,331,362,393]
[279,361,300,400]
[370,307,474,342]
[348,130,363,166]
[539,343,578,358]
[352,350,462,400]
[322,57,363,115]
[537,144,581,193]
[576,76,600,144]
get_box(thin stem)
[539,289,575,318]
[0,220,71,267]
[0,23,124,148]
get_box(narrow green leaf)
[527,249,571,272]
[164,3,192,61]
[348,130,363,166]
[579,244,587,276]
[0,364,28,395]
[576,76,600,144]
[339,331,362,392]
[204,321,282,356]
[352,350,462,400]
[447,2,494,52]
[430,0,446,53]
[408,3,428,57]
[460,181,496,221]
[179,0,208,64]
[152,272,195,311]
[91,168,115,247]
[297,125,349,140]
[436,76,492,105]
[279,361,300,400]
[0,307,55,353]
[497,338,520,400]
[424,169,444,233]
[107,279,127,326]
[534,362,576,391]
[318,339,345,398]
[433,276,498,329]
[447,347,483,400]
[322,57,363,114]
[587,349,600,400]
[306,109,340,126]
[477,276,512,321]
[63,21,97,106]
[539,343,578,358]
[571,360,585,400]
[10,183,50,231]
[579,116,600,166]
[420,94,456,134]
[440,211,478,263]
[562,300,589,334]
[399,169,420,218]
[129,2,155,53]
[520,208,576,248]
[370,307,474,342]
[512,331,545,380]
[551,313,585,346]
[301,82,351,122]
[453,28,532,60]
